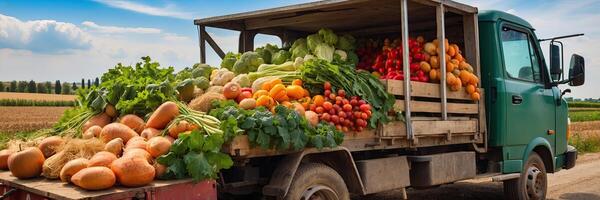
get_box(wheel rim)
[525,165,546,199]
[302,184,339,200]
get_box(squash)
[119,114,145,133]
[140,128,161,140]
[252,90,269,99]
[0,150,15,170]
[88,151,117,167]
[71,166,116,190]
[146,137,171,158]
[125,137,148,151]
[60,158,89,182]
[111,157,155,187]
[8,147,45,179]
[104,138,124,156]
[99,123,138,143]
[82,113,112,133]
[153,162,166,179]
[38,136,64,158]
[84,125,102,138]
[256,95,274,108]
[122,148,152,164]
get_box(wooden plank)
[463,13,481,77]
[0,171,210,200]
[395,100,479,114]
[199,26,206,63]
[386,80,472,100]
[202,29,226,59]
[412,119,477,135]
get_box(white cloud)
[93,0,193,20]
[82,21,161,34]
[163,33,189,41]
[0,14,92,53]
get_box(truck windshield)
[501,27,542,83]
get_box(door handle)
[512,95,523,104]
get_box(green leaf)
[187,130,204,152]
[311,135,324,150]
[205,152,233,172]
[183,152,213,181]
[165,158,187,179]
[202,134,224,152]
[257,131,271,149]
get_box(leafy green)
[192,63,214,79]
[271,50,291,65]
[221,52,239,71]
[318,28,338,46]
[157,130,233,181]
[301,59,395,128]
[232,52,264,74]
[336,34,356,51]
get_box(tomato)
[328,109,336,115]
[342,99,349,105]
[323,102,333,110]
[309,104,316,111]
[329,93,336,100]
[331,115,340,124]
[321,113,331,122]
[338,111,347,119]
[342,104,352,112]
[336,125,342,131]
[360,104,371,112]
[324,82,331,90]
[354,112,362,119]
[337,89,346,98]
[333,104,342,112]
[324,90,331,98]
[358,100,367,105]
[315,106,324,114]
[342,126,349,132]
[361,112,369,120]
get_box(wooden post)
[198,25,206,63]
[238,31,256,53]
[202,29,226,59]
[436,3,447,120]
[400,0,413,140]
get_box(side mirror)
[568,54,585,86]
[549,44,562,81]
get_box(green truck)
[194,0,585,199]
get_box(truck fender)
[523,137,555,173]
[262,147,365,198]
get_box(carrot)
[146,101,179,129]
[99,123,138,143]
[119,114,145,134]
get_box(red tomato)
[331,115,340,124]
[321,113,331,122]
[315,106,324,114]
[343,104,353,112]
[323,102,333,110]
[337,89,346,98]
[324,82,332,90]
[360,104,371,112]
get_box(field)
[0,106,70,133]
[0,92,76,101]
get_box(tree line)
[0,78,100,94]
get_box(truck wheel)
[503,152,547,200]
[285,163,349,200]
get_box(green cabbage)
[232,52,264,74]
[318,28,338,46]
[221,52,239,71]
[336,34,356,51]
[271,50,291,65]
[334,50,347,61]
[314,43,335,62]
[307,34,324,52]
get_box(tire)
[503,152,547,200]
[284,163,350,200]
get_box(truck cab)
[479,10,584,199]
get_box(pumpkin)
[111,157,155,187]
[8,147,45,179]
[140,128,161,140]
[82,113,112,133]
[60,158,89,182]
[119,114,145,133]
[71,166,116,190]
[252,90,269,99]
[285,85,304,100]
[123,148,152,164]
[125,137,148,151]
[0,150,15,170]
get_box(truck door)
[499,25,555,155]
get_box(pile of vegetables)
[356,36,481,101]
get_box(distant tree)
[81,78,85,89]
[27,80,36,93]
[36,83,47,93]
[17,81,27,92]
[0,82,4,92]
[10,81,17,92]
[94,77,99,87]
[62,82,71,94]
[55,80,62,94]
[72,82,77,91]
[45,82,52,94]
[87,79,91,88]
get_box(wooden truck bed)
[0,171,216,200]
[196,0,486,158]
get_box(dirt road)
[358,153,600,200]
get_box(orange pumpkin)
[256,95,274,108]
[252,90,269,99]
[286,85,304,100]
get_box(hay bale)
[41,138,105,179]
[188,92,225,112]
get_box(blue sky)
[0,0,598,98]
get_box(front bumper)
[564,145,577,169]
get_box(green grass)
[569,134,600,154]
[569,110,600,122]
[0,99,76,107]
[568,101,600,108]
